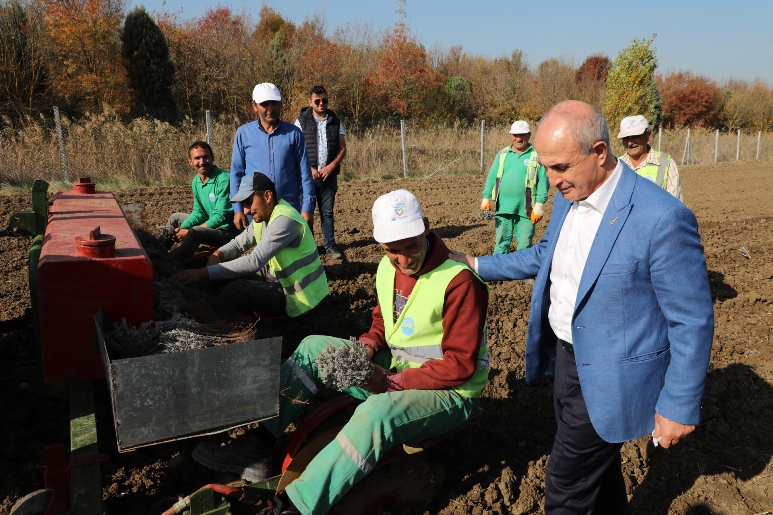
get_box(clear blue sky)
[130,0,773,83]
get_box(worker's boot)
[192,436,272,483]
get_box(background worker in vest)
[230,82,315,231]
[618,115,684,201]
[480,121,549,254]
[191,189,489,515]
[171,172,328,323]
[160,141,239,263]
[295,85,347,260]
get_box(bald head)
[538,100,611,154]
[533,100,617,201]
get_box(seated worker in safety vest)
[171,172,328,322]
[191,189,490,515]
[618,115,684,201]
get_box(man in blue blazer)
[451,100,714,513]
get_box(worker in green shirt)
[480,121,549,254]
[160,141,239,264]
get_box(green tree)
[445,76,473,120]
[122,6,175,116]
[0,0,46,111]
[603,35,661,131]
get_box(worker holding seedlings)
[192,189,490,515]
[171,172,327,323]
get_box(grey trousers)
[167,212,239,264]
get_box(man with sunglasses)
[295,86,347,260]
[230,83,315,232]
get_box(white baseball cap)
[509,120,531,134]
[372,190,426,243]
[252,83,282,104]
[618,115,649,138]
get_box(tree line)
[2,0,773,132]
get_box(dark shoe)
[192,436,272,483]
[326,245,344,259]
[258,492,299,514]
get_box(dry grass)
[2,112,772,191]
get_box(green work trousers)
[494,212,535,254]
[262,335,478,515]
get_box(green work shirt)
[181,166,236,230]
[482,145,548,216]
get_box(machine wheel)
[9,489,53,515]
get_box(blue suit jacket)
[478,163,714,442]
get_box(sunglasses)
[313,98,329,105]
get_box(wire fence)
[1,105,772,189]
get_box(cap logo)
[391,203,406,221]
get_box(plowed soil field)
[1,161,772,514]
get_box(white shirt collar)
[577,158,623,215]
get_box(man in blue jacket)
[451,100,714,513]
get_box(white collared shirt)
[548,160,623,343]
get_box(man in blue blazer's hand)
[450,100,714,514]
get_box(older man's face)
[252,100,282,127]
[622,131,650,160]
[535,126,610,202]
[510,132,531,152]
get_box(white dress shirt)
[548,160,623,343]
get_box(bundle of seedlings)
[316,338,373,391]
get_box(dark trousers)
[314,175,338,250]
[214,265,287,319]
[545,341,629,515]
[167,213,239,263]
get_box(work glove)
[480,199,491,210]
[530,203,544,224]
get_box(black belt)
[558,339,574,355]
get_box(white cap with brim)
[230,172,276,203]
[372,190,425,243]
[252,83,282,104]
[509,120,531,134]
[618,115,649,138]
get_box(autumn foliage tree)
[367,25,445,119]
[0,0,47,111]
[575,54,611,107]
[657,71,722,128]
[40,0,130,111]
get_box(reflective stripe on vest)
[635,151,670,189]
[375,257,489,398]
[253,200,329,317]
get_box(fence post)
[205,110,213,147]
[714,129,719,163]
[681,128,690,165]
[736,129,741,160]
[53,106,69,182]
[400,120,408,178]
[757,131,761,160]
[658,126,661,153]
[480,120,486,174]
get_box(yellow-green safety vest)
[375,256,489,398]
[632,151,671,189]
[253,200,329,317]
